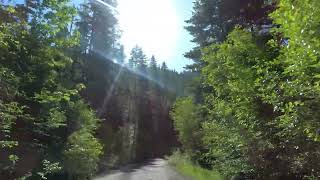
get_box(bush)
[63,130,103,179]
[168,151,223,180]
[170,97,202,152]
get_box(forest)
[0,0,194,179]
[171,0,320,179]
[1,0,320,180]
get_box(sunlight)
[91,0,118,14]
[117,0,179,62]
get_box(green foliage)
[0,1,102,179]
[170,97,202,151]
[68,100,100,132]
[63,129,103,179]
[77,0,121,56]
[63,100,102,179]
[128,45,147,69]
[202,122,251,177]
[36,160,62,180]
[184,0,274,71]
[168,151,223,180]
[192,0,320,178]
[8,154,19,167]
[269,0,320,140]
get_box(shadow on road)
[98,158,165,174]
[94,158,187,180]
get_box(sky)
[12,0,196,71]
[117,0,195,71]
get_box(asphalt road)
[94,158,188,180]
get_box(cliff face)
[82,53,180,169]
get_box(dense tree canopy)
[185,0,275,71]
[0,1,103,179]
[172,0,320,179]
[2,0,319,179]
[0,0,190,179]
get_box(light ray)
[98,64,124,116]
[90,0,119,15]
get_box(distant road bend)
[94,158,187,180]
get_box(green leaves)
[0,141,18,149]
[36,160,62,180]
[68,100,100,132]
[194,0,320,178]
[35,88,79,104]
[0,1,101,178]
[46,109,67,129]
[202,122,250,177]
[268,0,320,141]
[63,129,103,178]
[170,97,202,152]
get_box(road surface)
[94,158,188,180]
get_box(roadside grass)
[167,151,223,180]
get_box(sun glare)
[117,0,179,63]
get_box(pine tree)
[128,45,147,70]
[115,45,126,64]
[77,2,92,54]
[77,0,120,57]
[185,0,275,71]
[149,55,158,69]
[160,62,168,71]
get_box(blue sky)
[172,0,195,71]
